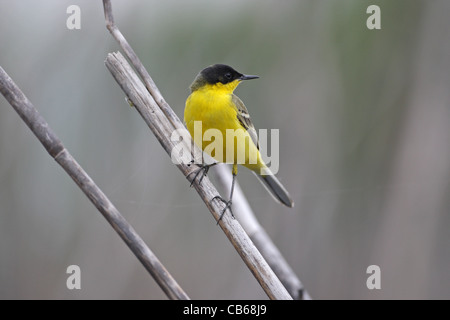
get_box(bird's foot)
[187,161,218,187]
[211,196,234,224]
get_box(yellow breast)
[184,82,264,171]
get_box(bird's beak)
[239,74,259,81]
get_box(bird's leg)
[187,157,218,187]
[212,165,237,224]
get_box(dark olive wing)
[231,94,259,149]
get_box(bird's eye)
[224,72,232,79]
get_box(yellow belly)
[184,89,264,172]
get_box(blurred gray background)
[0,0,449,299]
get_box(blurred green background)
[1,0,449,299]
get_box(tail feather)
[254,172,294,208]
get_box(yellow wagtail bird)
[184,64,293,221]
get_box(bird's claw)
[187,162,218,187]
[211,196,234,224]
